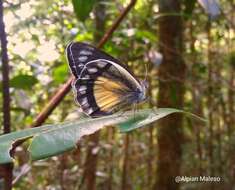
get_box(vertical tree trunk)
[206,20,215,183]
[153,0,185,190]
[228,54,235,184]
[147,76,155,188]
[190,19,203,176]
[216,108,222,175]
[228,56,234,137]
[121,134,131,190]
[83,132,100,190]
[82,1,106,190]
[107,128,115,190]
[59,154,67,190]
[192,90,203,176]
[147,125,154,187]
[0,1,13,190]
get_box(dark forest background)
[0,0,235,190]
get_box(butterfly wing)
[66,42,144,117]
[66,42,126,78]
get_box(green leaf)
[0,108,206,163]
[184,0,197,18]
[52,64,68,84]
[72,0,96,22]
[0,141,14,164]
[135,30,157,42]
[10,74,38,90]
[118,108,179,132]
[0,124,55,163]
[118,108,206,132]
[29,116,127,160]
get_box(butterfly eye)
[141,80,148,90]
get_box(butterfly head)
[133,80,148,103]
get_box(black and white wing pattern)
[66,42,146,117]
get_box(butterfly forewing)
[66,42,144,117]
[66,42,124,79]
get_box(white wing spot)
[78,56,88,62]
[84,75,90,79]
[79,90,86,95]
[79,85,87,91]
[97,61,107,68]
[80,50,92,55]
[87,46,94,51]
[86,108,94,114]
[88,67,98,73]
[80,97,88,105]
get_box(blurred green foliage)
[72,0,96,21]
[10,74,38,90]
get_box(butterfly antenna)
[144,63,148,82]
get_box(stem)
[121,134,130,190]
[0,0,13,189]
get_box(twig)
[97,0,136,47]
[0,0,13,189]
[12,164,31,185]
[31,77,73,127]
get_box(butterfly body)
[66,42,147,117]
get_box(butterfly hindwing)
[72,60,135,117]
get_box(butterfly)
[66,42,147,117]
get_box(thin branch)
[0,0,13,189]
[97,0,136,47]
[12,164,31,185]
[31,77,73,127]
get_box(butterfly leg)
[132,103,137,121]
[151,107,159,119]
